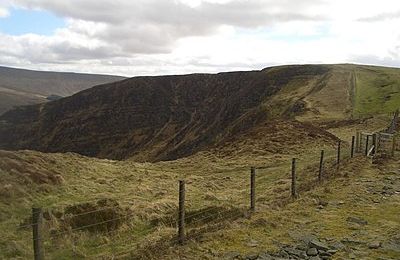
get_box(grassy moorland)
[0,64,399,259]
[1,116,397,259]
[353,65,400,117]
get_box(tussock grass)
[0,118,398,259]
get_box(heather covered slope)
[0,65,330,161]
[0,64,399,162]
[0,66,126,115]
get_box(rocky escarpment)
[0,65,330,161]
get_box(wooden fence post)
[337,140,341,170]
[32,207,43,260]
[392,136,397,157]
[372,133,377,155]
[365,135,369,156]
[250,167,256,212]
[178,180,185,245]
[291,158,297,198]
[376,133,380,154]
[318,150,324,182]
[351,136,355,158]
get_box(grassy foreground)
[0,116,398,259]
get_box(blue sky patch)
[0,8,65,36]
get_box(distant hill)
[0,64,399,162]
[0,66,126,114]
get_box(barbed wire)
[88,207,247,259]
[56,158,356,255]
[14,132,397,259]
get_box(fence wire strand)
[19,130,400,259]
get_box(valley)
[0,64,399,259]
[0,66,126,115]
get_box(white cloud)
[0,0,400,76]
[0,7,9,17]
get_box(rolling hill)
[0,66,126,115]
[0,64,399,162]
[0,65,331,161]
[0,64,399,260]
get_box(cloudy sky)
[0,0,399,76]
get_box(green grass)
[354,66,400,117]
[1,63,400,259]
[168,155,400,260]
[0,122,342,259]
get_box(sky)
[0,0,399,77]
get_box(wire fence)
[7,127,400,260]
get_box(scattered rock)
[368,241,381,249]
[382,237,400,252]
[330,241,345,251]
[278,250,289,258]
[341,237,366,245]
[247,239,259,247]
[346,216,368,225]
[244,253,259,260]
[295,244,307,251]
[249,237,338,260]
[256,252,273,260]
[327,249,339,254]
[309,239,330,251]
[284,247,303,257]
[223,251,241,259]
[288,231,317,244]
[319,250,332,257]
[307,247,318,256]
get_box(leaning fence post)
[337,140,341,170]
[318,150,324,182]
[351,136,355,158]
[291,158,297,198]
[365,135,369,156]
[250,167,256,212]
[32,207,43,260]
[178,180,185,245]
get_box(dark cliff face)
[0,65,330,161]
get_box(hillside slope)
[0,64,399,162]
[0,66,126,114]
[0,124,398,259]
[296,64,400,122]
[0,65,331,161]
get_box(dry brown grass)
[0,117,397,259]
